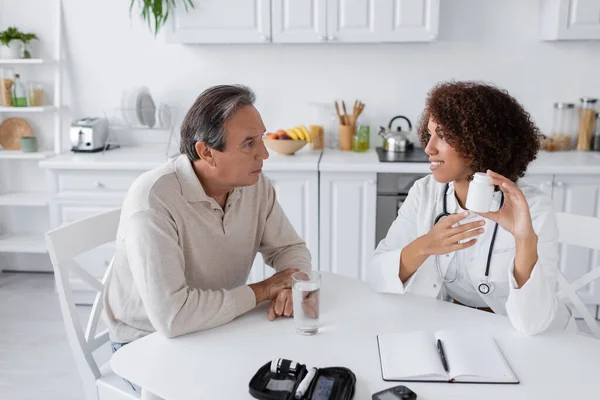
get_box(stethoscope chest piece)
[477,280,494,295]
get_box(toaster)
[70,117,109,152]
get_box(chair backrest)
[45,208,121,381]
[555,212,600,339]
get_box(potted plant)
[0,26,22,59]
[130,0,195,36]
[18,32,39,59]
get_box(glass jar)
[309,125,324,150]
[352,124,370,152]
[309,102,337,149]
[20,42,32,59]
[0,67,15,107]
[28,82,44,106]
[11,73,28,107]
[576,97,598,151]
[551,102,577,151]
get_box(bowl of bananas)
[263,125,312,155]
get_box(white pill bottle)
[465,172,495,213]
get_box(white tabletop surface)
[111,273,600,400]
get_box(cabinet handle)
[318,35,327,41]
[327,35,336,41]
[555,181,563,187]
[95,181,105,188]
[260,35,271,42]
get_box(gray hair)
[180,84,256,160]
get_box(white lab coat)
[369,174,571,335]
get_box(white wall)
[1,0,599,151]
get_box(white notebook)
[376,330,519,384]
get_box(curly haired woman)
[368,81,571,335]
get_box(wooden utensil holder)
[339,124,355,151]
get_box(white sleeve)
[368,181,427,294]
[505,195,559,335]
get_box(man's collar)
[175,155,242,205]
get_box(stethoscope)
[433,183,504,295]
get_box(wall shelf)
[0,106,56,113]
[0,150,54,160]
[0,0,62,271]
[0,59,52,65]
[0,233,47,254]
[0,192,50,206]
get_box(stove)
[376,147,430,163]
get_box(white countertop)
[319,149,600,174]
[39,146,600,174]
[39,146,172,171]
[39,146,323,172]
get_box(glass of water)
[292,271,321,335]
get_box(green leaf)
[0,26,25,46]
[129,0,195,37]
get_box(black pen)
[437,339,449,373]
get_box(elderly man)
[103,85,311,349]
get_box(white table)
[111,273,600,399]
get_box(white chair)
[46,208,139,400]
[556,212,600,339]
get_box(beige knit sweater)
[103,155,311,342]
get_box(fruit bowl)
[264,139,307,155]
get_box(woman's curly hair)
[417,81,541,182]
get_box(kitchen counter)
[39,146,600,174]
[319,149,600,175]
[39,146,172,171]
[39,146,323,172]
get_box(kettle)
[379,115,414,152]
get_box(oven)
[375,173,426,246]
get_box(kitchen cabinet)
[521,174,554,198]
[325,0,383,43]
[167,0,439,44]
[274,0,438,43]
[540,0,600,40]
[247,171,320,283]
[381,0,440,42]
[551,175,600,308]
[319,172,377,281]
[271,0,327,43]
[165,0,272,44]
[523,173,600,310]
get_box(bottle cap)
[471,172,492,185]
